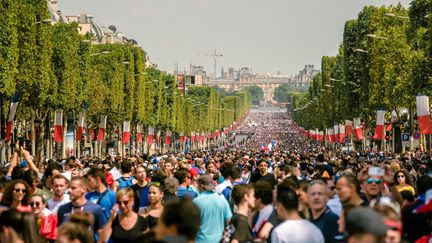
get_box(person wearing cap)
[193,175,232,243]
[344,207,388,243]
[188,167,200,196]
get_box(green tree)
[273,84,293,102]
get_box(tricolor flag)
[156,130,161,144]
[354,117,364,140]
[76,112,85,141]
[97,115,107,141]
[53,110,64,143]
[333,124,339,143]
[191,132,195,142]
[179,132,185,143]
[165,130,172,145]
[416,95,431,134]
[339,124,346,143]
[319,131,324,142]
[147,126,155,144]
[373,109,385,140]
[136,124,143,143]
[345,120,353,136]
[122,121,131,144]
[5,94,20,142]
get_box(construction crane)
[197,50,223,78]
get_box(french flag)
[97,115,107,141]
[333,124,339,143]
[180,132,185,143]
[53,110,64,143]
[345,120,353,136]
[373,109,385,140]
[156,130,161,144]
[136,124,143,143]
[354,117,364,140]
[122,121,131,144]
[76,112,85,141]
[191,132,195,142]
[165,130,172,145]
[339,124,346,143]
[416,95,431,134]
[5,94,20,142]
[147,126,154,144]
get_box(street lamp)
[90,51,111,57]
[354,48,369,53]
[35,19,53,24]
[384,13,409,19]
[366,34,388,40]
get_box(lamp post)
[33,117,41,158]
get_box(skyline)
[58,0,411,75]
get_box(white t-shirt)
[252,204,273,233]
[48,194,70,213]
[271,219,324,243]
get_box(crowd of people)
[0,111,432,243]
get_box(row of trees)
[291,2,431,135]
[0,0,251,158]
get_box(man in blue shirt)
[193,175,232,243]
[175,168,198,199]
[57,176,106,238]
[85,168,116,222]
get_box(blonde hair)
[116,187,134,202]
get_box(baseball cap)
[345,207,388,238]
[189,168,199,178]
[414,189,432,214]
[198,175,215,191]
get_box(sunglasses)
[30,202,41,207]
[117,200,130,206]
[14,189,26,193]
[397,175,405,178]
[149,181,161,187]
[366,178,382,185]
[330,186,336,190]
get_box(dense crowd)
[0,111,432,243]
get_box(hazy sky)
[58,0,411,75]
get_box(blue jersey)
[86,190,116,222]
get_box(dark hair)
[417,175,432,195]
[229,166,241,180]
[0,179,31,207]
[43,162,63,179]
[400,190,415,203]
[23,169,39,189]
[317,154,325,163]
[120,161,132,174]
[86,168,106,183]
[276,186,298,211]
[174,169,190,184]
[393,170,412,186]
[160,197,200,241]
[57,211,94,243]
[341,174,361,194]
[0,210,42,243]
[231,184,254,205]
[11,166,25,180]
[219,161,234,178]
[254,181,273,205]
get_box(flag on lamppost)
[76,112,85,141]
[416,95,431,134]
[165,130,172,145]
[333,124,339,143]
[136,124,143,143]
[373,109,386,140]
[179,132,185,143]
[354,117,364,140]
[97,115,107,141]
[53,110,64,143]
[5,94,20,142]
[345,120,353,136]
[122,121,131,144]
[147,126,155,144]
[339,124,345,143]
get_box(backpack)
[117,176,134,189]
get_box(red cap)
[189,167,199,177]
